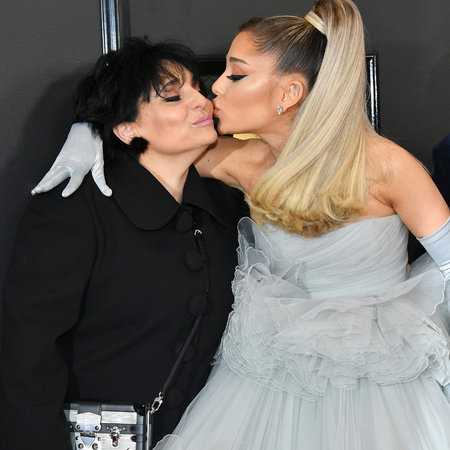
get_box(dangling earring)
[277,105,283,115]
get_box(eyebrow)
[159,78,182,94]
[228,56,250,66]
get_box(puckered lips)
[192,114,213,126]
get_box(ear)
[112,122,137,145]
[280,79,307,111]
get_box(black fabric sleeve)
[1,187,96,450]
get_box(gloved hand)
[31,123,112,197]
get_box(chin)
[204,129,218,146]
[217,120,246,137]
[216,122,230,136]
[208,128,218,139]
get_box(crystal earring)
[277,105,283,115]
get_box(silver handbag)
[64,228,209,449]
[64,402,149,450]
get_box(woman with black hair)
[22,0,450,447]
[0,38,245,450]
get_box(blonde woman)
[32,0,450,448]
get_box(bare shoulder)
[368,134,416,168]
[368,134,449,237]
[367,135,429,188]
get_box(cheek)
[156,110,187,134]
[227,86,270,121]
[233,78,271,108]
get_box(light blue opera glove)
[31,123,112,197]
[417,216,450,281]
[418,218,450,403]
[417,216,450,321]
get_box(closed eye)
[226,75,247,82]
[164,95,181,102]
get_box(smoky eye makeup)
[159,77,183,99]
[159,85,181,102]
[159,85,182,103]
[164,95,181,102]
[226,74,248,82]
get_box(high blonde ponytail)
[245,0,376,237]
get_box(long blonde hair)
[244,0,376,237]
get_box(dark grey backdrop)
[0,0,449,320]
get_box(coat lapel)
[105,159,229,230]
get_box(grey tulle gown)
[155,215,450,450]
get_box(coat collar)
[105,159,229,230]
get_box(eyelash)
[226,75,247,82]
[164,95,181,102]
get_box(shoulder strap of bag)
[146,227,210,448]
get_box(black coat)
[1,159,245,449]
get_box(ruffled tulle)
[217,218,450,399]
[154,216,450,450]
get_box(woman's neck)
[138,153,192,203]
[257,117,292,156]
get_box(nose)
[191,88,210,110]
[211,72,226,97]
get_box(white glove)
[31,123,112,197]
[417,216,450,281]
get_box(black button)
[184,250,203,271]
[188,294,207,316]
[175,210,193,233]
[166,387,184,409]
[173,342,195,362]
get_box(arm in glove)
[31,122,111,197]
[418,217,450,402]
[417,216,450,280]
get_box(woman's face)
[212,32,280,138]
[132,70,217,157]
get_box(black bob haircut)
[73,37,204,164]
